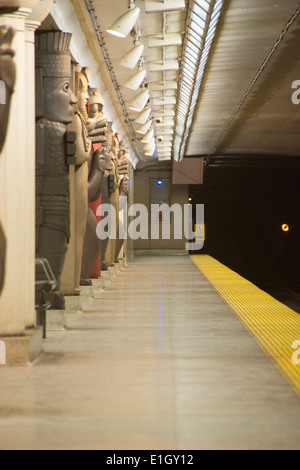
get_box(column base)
[65,295,82,313]
[46,310,67,332]
[0,327,43,365]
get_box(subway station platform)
[0,255,300,450]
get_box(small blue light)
[157,180,163,186]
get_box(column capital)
[0,8,32,30]
[25,18,40,32]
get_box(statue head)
[88,87,105,118]
[0,26,16,154]
[35,31,77,124]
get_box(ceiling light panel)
[174,0,224,162]
[92,0,187,162]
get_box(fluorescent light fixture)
[174,0,224,162]
[123,68,147,90]
[141,128,154,143]
[107,4,141,38]
[118,43,144,69]
[133,107,152,124]
[129,89,150,112]
[136,120,152,135]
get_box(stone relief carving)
[35,30,77,309]
[80,87,113,284]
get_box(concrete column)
[23,20,40,329]
[0,8,33,336]
[0,1,53,338]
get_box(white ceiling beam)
[160,128,174,135]
[145,0,185,13]
[157,135,173,142]
[157,140,173,146]
[147,33,182,48]
[155,119,175,127]
[152,109,176,117]
[158,156,172,161]
[152,96,176,106]
[150,81,178,91]
[150,60,179,72]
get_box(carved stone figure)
[0,23,16,295]
[61,66,92,295]
[80,87,112,284]
[100,125,117,272]
[115,142,130,262]
[35,31,77,309]
[105,133,121,268]
[86,86,108,143]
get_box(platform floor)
[0,255,300,450]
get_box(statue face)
[44,77,77,124]
[89,103,103,118]
[0,26,16,153]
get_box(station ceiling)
[71,0,300,165]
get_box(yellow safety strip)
[190,255,300,398]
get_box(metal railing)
[35,259,57,339]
